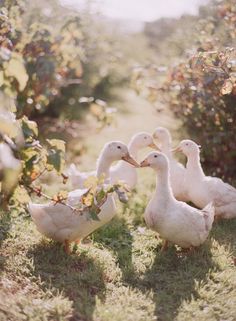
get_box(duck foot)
[81,237,92,245]
[177,246,197,257]
[64,239,71,254]
[160,240,169,252]
[75,239,81,245]
[214,215,222,223]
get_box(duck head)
[172,139,201,157]
[131,132,160,150]
[140,151,168,171]
[104,141,140,167]
[152,127,171,147]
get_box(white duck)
[153,127,188,201]
[68,132,158,189]
[28,141,139,253]
[173,139,236,219]
[140,151,214,250]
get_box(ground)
[0,89,236,321]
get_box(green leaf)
[89,209,100,221]
[4,53,28,91]
[96,189,106,203]
[46,139,65,173]
[21,116,38,139]
[46,139,65,152]
[24,154,38,172]
[47,151,62,172]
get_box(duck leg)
[214,214,222,223]
[64,239,71,254]
[178,246,197,256]
[75,239,81,245]
[160,240,169,252]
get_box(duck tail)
[202,202,215,231]
[27,202,44,221]
[67,163,79,176]
[67,163,85,188]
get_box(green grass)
[1,89,236,321]
[1,190,236,321]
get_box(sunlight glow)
[60,0,209,21]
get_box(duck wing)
[28,202,82,241]
[67,163,96,188]
[206,176,236,207]
[67,188,90,206]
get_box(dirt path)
[78,88,182,169]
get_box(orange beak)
[171,146,182,153]
[148,142,161,151]
[122,153,140,167]
[140,158,150,167]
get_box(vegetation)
[133,0,236,184]
[1,94,236,321]
[0,0,236,320]
[0,0,139,210]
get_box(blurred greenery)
[0,0,153,208]
[1,1,236,320]
[133,0,236,184]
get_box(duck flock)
[28,127,236,254]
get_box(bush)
[1,0,137,119]
[162,48,236,184]
[0,1,84,117]
[133,0,236,184]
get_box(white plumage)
[176,139,236,219]
[153,127,188,201]
[28,141,139,252]
[67,132,158,189]
[140,152,214,249]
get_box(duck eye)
[186,143,189,146]
[117,146,121,149]
[154,155,158,158]
[144,136,147,139]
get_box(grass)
[1,198,236,321]
[1,89,236,321]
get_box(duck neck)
[155,167,174,201]
[161,139,172,159]
[96,154,113,180]
[186,152,205,179]
[128,140,139,159]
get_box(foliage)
[1,0,146,120]
[0,1,84,117]
[0,99,66,207]
[144,15,198,63]
[0,1,132,212]
[133,0,236,184]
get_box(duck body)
[68,132,158,189]
[167,155,187,201]
[178,140,236,219]
[141,152,214,249]
[67,164,95,189]
[110,158,137,188]
[145,193,214,248]
[185,172,236,219]
[29,194,116,242]
[28,141,139,247]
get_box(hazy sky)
[61,0,209,21]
